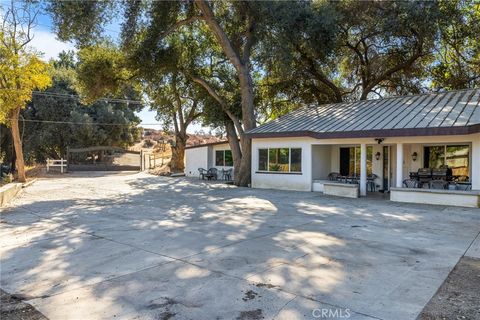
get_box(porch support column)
[396,143,404,188]
[472,136,480,191]
[360,143,367,196]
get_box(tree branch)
[190,75,244,135]
[161,15,202,40]
[361,29,425,99]
[194,0,243,73]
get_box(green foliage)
[76,44,136,104]
[19,52,141,163]
[0,31,52,124]
[47,0,116,45]
[47,0,480,124]
[430,0,480,90]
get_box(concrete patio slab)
[1,172,479,320]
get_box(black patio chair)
[429,180,448,190]
[402,179,418,188]
[198,168,207,180]
[222,168,232,181]
[328,172,340,181]
[206,168,218,180]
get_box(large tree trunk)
[225,119,241,178]
[236,68,256,186]
[170,132,187,173]
[10,108,26,182]
[194,0,256,187]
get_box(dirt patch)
[236,309,264,320]
[255,283,276,289]
[1,289,48,320]
[159,311,176,320]
[242,290,258,302]
[418,256,480,320]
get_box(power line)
[0,88,144,105]
[5,118,163,126]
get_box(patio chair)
[328,172,340,181]
[409,171,419,180]
[429,180,448,190]
[402,179,418,188]
[455,183,472,191]
[206,168,218,180]
[367,174,378,192]
[222,168,233,181]
[198,168,207,180]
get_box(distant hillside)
[130,128,224,154]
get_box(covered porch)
[311,134,480,207]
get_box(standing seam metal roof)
[247,89,480,138]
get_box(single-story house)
[185,141,233,178]
[246,88,480,207]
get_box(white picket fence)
[46,158,68,173]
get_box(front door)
[382,146,390,191]
[340,148,350,176]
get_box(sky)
[0,0,207,132]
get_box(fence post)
[60,158,64,173]
[46,159,49,172]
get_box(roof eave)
[246,124,480,140]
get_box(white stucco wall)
[185,142,233,178]
[312,145,331,180]
[251,137,314,191]
[472,133,480,191]
[185,146,209,177]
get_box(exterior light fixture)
[374,138,384,144]
[412,152,418,161]
[375,152,381,160]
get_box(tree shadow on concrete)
[1,173,479,319]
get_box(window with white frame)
[215,150,233,166]
[258,148,302,173]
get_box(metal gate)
[67,146,141,171]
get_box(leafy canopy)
[0,30,52,124]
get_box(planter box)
[0,183,23,207]
[312,179,330,192]
[390,187,480,208]
[323,182,359,198]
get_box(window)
[258,148,302,173]
[340,146,373,176]
[215,150,233,167]
[424,145,469,176]
[224,150,233,166]
[259,149,268,171]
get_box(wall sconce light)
[411,152,418,161]
[375,152,381,160]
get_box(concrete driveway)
[1,172,479,320]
